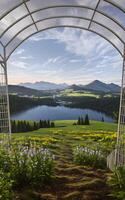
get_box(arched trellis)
[0,0,125,168]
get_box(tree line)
[9,95,58,114]
[59,96,120,116]
[73,114,90,125]
[11,120,55,133]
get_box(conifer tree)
[39,120,43,128]
[85,114,90,125]
[27,121,31,131]
[43,120,47,128]
[102,117,104,122]
[51,122,55,128]
[77,117,81,125]
[11,120,16,133]
[47,120,50,128]
[81,117,84,125]
[33,121,38,130]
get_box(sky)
[8,27,122,85]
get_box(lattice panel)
[116,51,125,166]
[0,62,11,133]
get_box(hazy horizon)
[10,79,121,86]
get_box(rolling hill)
[8,85,52,97]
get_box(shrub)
[0,148,11,172]
[11,143,54,187]
[73,146,107,169]
[31,148,54,185]
[0,139,55,189]
[108,167,125,199]
[0,170,13,200]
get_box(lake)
[11,105,114,122]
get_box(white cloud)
[52,56,61,63]
[19,55,34,60]
[9,60,29,69]
[13,49,25,56]
[69,59,83,63]
[30,28,117,58]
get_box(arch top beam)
[6,24,123,61]
[0,0,125,58]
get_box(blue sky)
[8,28,122,85]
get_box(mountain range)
[83,80,120,93]
[20,81,68,90]
[8,85,52,97]
[19,80,120,93]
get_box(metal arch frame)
[5,14,125,45]
[115,45,125,167]
[3,48,11,135]
[0,0,30,21]
[1,6,124,38]
[0,55,4,61]
[6,25,123,61]
[105,0,125,13]
[0,46,11,135]
[3,14,125,47]
[1,4,125,40]
[0,0,124,22]
[0,0,123,59]
[23,1,38,32]
[0,0,125,167]
[5,15,124,59]
[88,0,101,29]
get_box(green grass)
[60,90,100,98]
[11,120,117,138]
[1,120,118,199]
[66,92,100,98]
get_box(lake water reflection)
[11,105,114,122]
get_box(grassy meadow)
[0,120,120,200]
[59,89,100,98]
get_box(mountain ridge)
[83,80,120,92]
[19,81,69,90]
[16,80,121,93]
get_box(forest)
[9,94,120,117]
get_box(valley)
[9,80,120,120]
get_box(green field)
[12,120,117,137]
[60,89,100,98]
[0,120,119,200]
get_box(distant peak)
[91,80,102,83]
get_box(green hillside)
[0,120,118,200]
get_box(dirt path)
[15,137,115,200]
[39,139,115,200]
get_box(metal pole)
[116,45,125,166]
[3,48,11,135]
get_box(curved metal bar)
[1,4,125,38]
[0,41,4,48]
[104,0,125,13]
[6,25,123,61]
[0,0,29,21]
[0,55,4,60]
[88,0,101,29]
[23,1,38,31]
[5,16,124,49]
[0,0,124,22]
